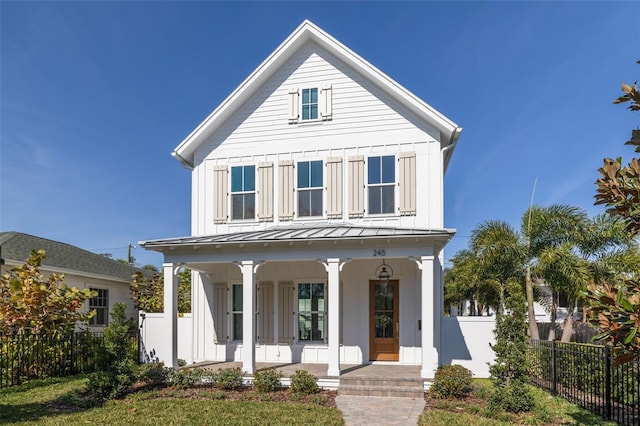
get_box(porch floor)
[187,361,422,380]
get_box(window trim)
[296,159,324,218]
[88,287,109,326]
[230,283,243,342]
[230,164,256,221]
[366,155,396,216]
[300,87,319,121]
[295,281,327,343]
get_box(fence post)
[605,345,612,420]
[70,331,76,374]
[552,340,557,395]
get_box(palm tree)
[470,220,525,314]
[521,204,589,340]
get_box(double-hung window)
[232,284,243,341]
[297,160,323,217]
[231,165,255,220]
[89,288,109,326]
[297,283,325,342]
[368,155,395,215]
[301,88,318,121]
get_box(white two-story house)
[140,20,462,379]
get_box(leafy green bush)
[429,364,473,399]
[137,362,170,386]
[86,303,137,400]
[289,370,319,395]
[253,368,282,393]
[168,368,204,387]
[488,384,534,413]
[213,367,243,390]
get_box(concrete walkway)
[335,395,425,425]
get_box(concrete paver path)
[335,395,425,426]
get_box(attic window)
[301,88,318,120]
[288,85,332,123]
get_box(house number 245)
[373,249,386,257]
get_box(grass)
[419,379,619,426]
[0,376,343,425]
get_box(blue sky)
[1,1,639,268]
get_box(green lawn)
[0,376,343,425]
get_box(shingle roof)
[140,223,455,249]
[0,231,148,282]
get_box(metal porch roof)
[139,224,455,251]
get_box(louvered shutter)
[278,281,294,343]
[348,156,365,218]
[399,152,417,215]
[320,84,332,121]
[257,282,274,343]
[288,88,299,123]
[213,166,228,223]
[258,162,274,222]
[279,160,294,220]
[326,157,343,219]
[213,283,228,343]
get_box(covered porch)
[139,224,453,379]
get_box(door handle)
[395,322,399,338]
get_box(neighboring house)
[0,231,141,327]
[140,20,463,379]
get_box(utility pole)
[127,243,135,265]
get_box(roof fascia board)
[1,260,130,284]
[172,20,461,167]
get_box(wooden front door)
[369,280,399,361]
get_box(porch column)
[326,258,340,377]
[419,255,437,379]
[163,263,179,368]
[241,260,256,374]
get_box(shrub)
[214,367,243,390]
[86,303,137,400]
[177,359,187,367]
[429,364,473,399]
[168,368,204,387]
[137,362,170,387]
[253,368,282,393]
[290,369,319,395]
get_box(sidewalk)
[335,395,425,426]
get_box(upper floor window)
[297,160,323,217]
[231,165,255,220]
[89,288,109,326]
[368,155,395,215]
[301,88,318,120]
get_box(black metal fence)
[0,329,138,388]
[529,339,640,425]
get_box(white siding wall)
[190,41,444,237]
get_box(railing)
[0,329,139,388]
[529,339,640,425]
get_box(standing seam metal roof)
[139,224,455,247]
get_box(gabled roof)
[172,19,462,170]
[0,231,148,282]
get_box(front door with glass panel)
[369,280,399,361]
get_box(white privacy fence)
[139,312,496,376]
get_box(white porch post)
[163,262,179,369]
[241,260,256,374]
[326,258,340,377]
[420,255,437,379]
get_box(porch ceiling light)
[375,260,393,283]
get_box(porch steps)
[338,376,425,398]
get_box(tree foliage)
[586,61,640,365]
[130,268,191,314]
[488,282,533,413]
[0,249,96,333]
